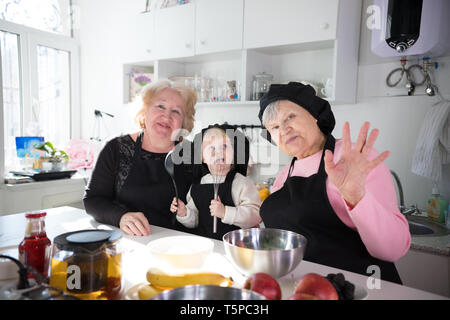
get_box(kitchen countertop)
[410,234,450,256]
[1,207,448,300]
[407,213,450,256]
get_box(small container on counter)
[18,212,51,280]
[426,186,447,223]
[49,229,123,300]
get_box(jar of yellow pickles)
[49,229,122,300]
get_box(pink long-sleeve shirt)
[272,139,411,262]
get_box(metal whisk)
[211,164,226,234]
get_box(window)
[0,30,21,172]
[37,45,71,148]
[0,2,79,178]
[0,0,71,36]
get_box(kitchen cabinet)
[195,0,243,55]
[125,0,361,105]
[153,0,243,59]
[243,0,339,49]
[121,12,156,63]
[0,178,85,215]
[122,0,360,166]
[243,0,361,104]
[124,0,361,111]
[395,247,450,298]
[154,3,195,59]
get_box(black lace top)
[83,134,192,227]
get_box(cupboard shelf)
[197,100,259,107]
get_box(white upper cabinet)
[195,0,244,55]
[243,0,339,49]
[121,12,156,63]
[125,0,361,105]
[155,3,195,59]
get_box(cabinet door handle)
[185,42,191,48]
[146,49,152,54]
[320,22,329,30]
[200,40,206,45]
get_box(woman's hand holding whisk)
[209,196,225,219]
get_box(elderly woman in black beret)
[258,82,410,283]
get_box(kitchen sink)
[408,221,434,235]
[406,215,450,237]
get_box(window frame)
[0,18,80,184]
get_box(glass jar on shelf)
[226,80,241,101]
[255,182,270,202]
[252,72,273,101]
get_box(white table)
[0,206,447,300]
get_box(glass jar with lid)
[49,229,123,300]
[252,72,274,101]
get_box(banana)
[146,267,233,289]
[138,283,164,300]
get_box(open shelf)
[123,40,340,105]
[123,62,155,104]
[196,100,259,107]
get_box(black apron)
[260,135,402,284]
[117,132,190,231]
[190,169,240,240]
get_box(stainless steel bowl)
[151,285,266,300]
[223,228,307,278]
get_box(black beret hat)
[258,82,335,142]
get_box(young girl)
[170,125,262,240]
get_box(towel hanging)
[411,99,450,182]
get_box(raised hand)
[324,122,390,208]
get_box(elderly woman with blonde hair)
[84,79,197,236]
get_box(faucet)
[266,177,275,192]
[390,170,419,216]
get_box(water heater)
[371,0,450,58]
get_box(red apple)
[294,273,338,300]
[243,272,282,300]
[288,292,319,300]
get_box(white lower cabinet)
[0,179,86,215]
[395,249,450,298]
